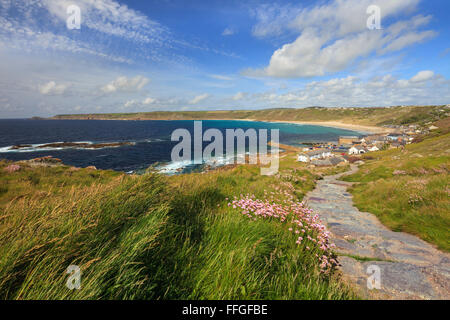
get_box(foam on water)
[0,141,137,153]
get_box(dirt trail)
[305,165,450,299]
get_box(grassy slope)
[0,154,355,299]
[342,124,450,251]
[52,105,449,127]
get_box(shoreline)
[246,119,392,134]
[46,116,390,134]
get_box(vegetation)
[0,153,356,299]
[3,112,447,299]
[342,124,450,251]
[52,105,450,127]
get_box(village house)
[390,141,406,149]
[311,156,346,167]
[348,145,367,155]
[367,145,380,152]
[360,135,388,145]
[297,148,332,162]
[387,133,402,141]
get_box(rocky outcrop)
[9,141,134,150]
[9,144,32,150]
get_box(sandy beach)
[249,120,394,134]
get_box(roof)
[311,157,345,166]
[365,135,388,141]
[329,157,345,165]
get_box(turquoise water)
[0,119,363,173]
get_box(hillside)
[0,150,356,299]
[51,105,450,128]
[342,120,450,251]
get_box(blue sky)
[0,0,449,118]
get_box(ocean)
[0,119,362,174]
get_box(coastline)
[248,120,393,134]
[47,116,390,134]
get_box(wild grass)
[343,132,450,251]
[0,156,356,299]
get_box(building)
[298,154,310,162]
[311,156,346,166]
[387,133,402,141]
[367,145,380,152]
[297,148,332,162]
[339,136,359,145]
[361,135,388,145]
[348,145,367,155]
[390,141,405,148]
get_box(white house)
[298,154,309,162]
[367,145,379,152]
[349,145,367,155]
[298,149,332,162]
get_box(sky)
[0,0,449,118]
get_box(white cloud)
[222,27,236,36]
[210,74,234,81]
[232,92,248,101]
[410,70,434,82]
[246,0,436,78]
[189,93,209,104]
[143,97,156,104]
[0,0,182,65]
[124,100,139,108]
[42,0,169,44]
[101,76,149,94]
[245,71,449,107]
[38,81,68,95]
[250,3,300,38]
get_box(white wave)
[156,151,265,175]
[156,159,194,175]
[0,142,65,153]
[0,141,133,153]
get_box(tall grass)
[0,159,356,299]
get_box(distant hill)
[50,105,449,127]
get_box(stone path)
[305,165,450,299]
